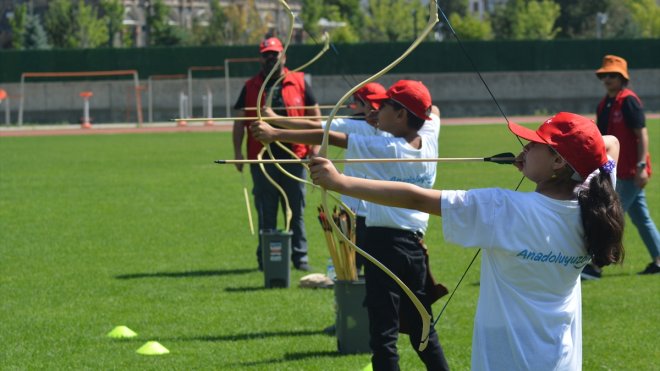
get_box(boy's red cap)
[508,112,607,180]
[259,37,284,53]
[367,80,432,120]
[354,83,387,110]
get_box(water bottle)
[326,258,336,281]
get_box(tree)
[364,0,426,42]
[75,0,109,48]
[100,0,125,47]
[491,0,561,40]
[147,0,188,46]
[553,0,607,38]
[194,0,229,46]
[44,0,76,48]
[626,0,660,37]
[24,14,51,50]
[323,5,360,43]
[448,13,493,40]
[300,0,325,39]
[300,0,360,43]
[224,0,269,45]
[438,0,469,17]
[8,4,28,49]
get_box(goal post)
[18,70,142,127]
[186,66,225,118]
[147,74,186,123]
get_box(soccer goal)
[18,70,142,126]
[187,66,226,119]
[147,74,187,123]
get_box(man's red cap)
[259,37,284,53]
[367,80,432,120]
[508,112,607,180]
[354,83,387,110]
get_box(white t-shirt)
[441,188,588,371]
[323,118,387,216]
[346,113,441,233]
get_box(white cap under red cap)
[367,80,432,120]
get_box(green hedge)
[1,39,658,83]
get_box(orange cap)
[595,55,629,80]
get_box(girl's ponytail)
[578,171,625,266]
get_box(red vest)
[597,89,651,179]
[243,69,309,159]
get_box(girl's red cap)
[508,112,607,180]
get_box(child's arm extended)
[251,121,348,148]
[310,157,442,216]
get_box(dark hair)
[383,99,425,130]
[577,171,625,266]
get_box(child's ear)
[552,154,568,171]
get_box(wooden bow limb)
[317,0,440,352]
[252,0,296,232]
[241,171,255,235]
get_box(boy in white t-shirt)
[252,80,448,370]
[260,82,390,273]
[309,112,625,371]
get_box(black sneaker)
[638,262,660,275]
[580,264,602,281]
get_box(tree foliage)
[43,0,108,48]
[491,0,561,40]
[75,0,109,48]
[223,0,270,45]
[189,0,229,46]
[627,0,660,37]
[8,4,28,49]
[148,0,188,46]
[364,0,427,42]
[24,14,51,50]
[100,0,125,47]
[300,0,360,43]
[44,0,76,48]
[448,13,493,40]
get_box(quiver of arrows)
[317,205,358,281]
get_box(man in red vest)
[232,37,321,271]
[581,55,660,279]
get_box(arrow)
[214,152,516,165]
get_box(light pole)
[596,12,608,39]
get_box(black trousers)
[250,163,308,266]
[364,227,449,371]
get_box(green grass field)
[1,121,658,370]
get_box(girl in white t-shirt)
[309,112,625,371]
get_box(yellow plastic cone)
[107,326,137,339]
[136,341,170,355]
